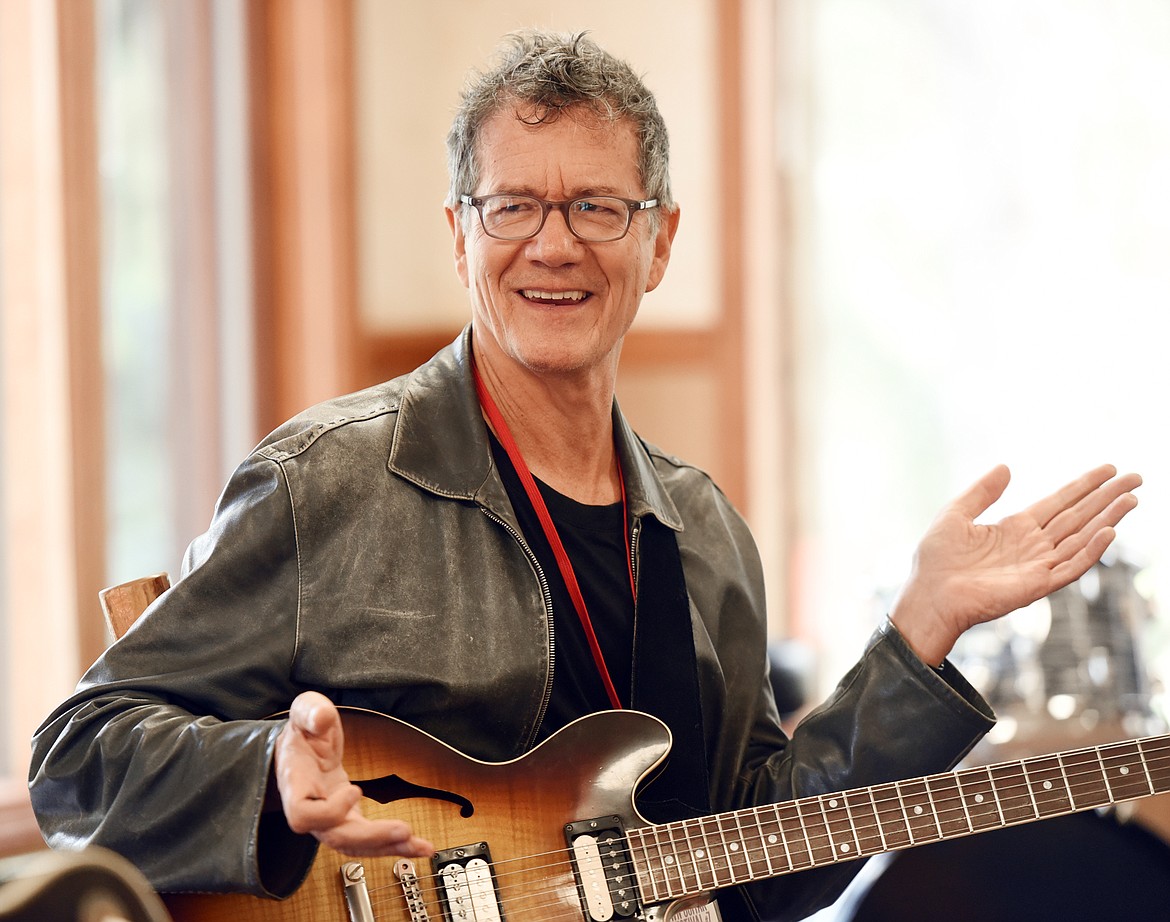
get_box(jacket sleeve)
[28,452,318,897]
[664,469,995,922]
[726,620,995,922]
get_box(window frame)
[0,0,105,855]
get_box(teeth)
[522,289,587,302]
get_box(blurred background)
[2,0,1169,912]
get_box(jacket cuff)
[871,616,996,763]
[253,722,319,898]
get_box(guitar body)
[158,706,1170,922]
[164,708,672,922]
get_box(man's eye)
[497,202,531,214]
[575,199,621,216]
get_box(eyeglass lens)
[479,195,631,241]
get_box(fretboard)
[629,732,1170,902]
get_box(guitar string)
[500,741,1168,884]
[627,740,1170,895]
[361,738,1170,909]
[360,795,1170,922]
[355,739,1170,916]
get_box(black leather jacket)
[30,328,994,920]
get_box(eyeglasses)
[460,193,659,242]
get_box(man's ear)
[446,206,470,288]
[645,205,681,293]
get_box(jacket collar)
[388,326,683,532]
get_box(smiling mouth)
[520,289,590,304]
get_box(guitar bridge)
[565,816,640,921]
[434,841,503,922]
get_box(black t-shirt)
[489,435,635,740]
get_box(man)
[30,31,1139,922]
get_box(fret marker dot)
[829,799,839,809]
[665,857,675,865]
[696,850,706,859]
[730,843,740,852]
[1120,766,1130,775]
[914,805,924,815]
[1043,781,1053,790]
[840,844,850,853]
[768,835,778,844]
[974,794,984,804]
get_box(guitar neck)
[629,732,1170,902]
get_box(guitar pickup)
[566,817,639,921]
[434,842,503,922]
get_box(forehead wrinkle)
[489,184,627,199]
[474,109,643,200]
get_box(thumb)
[289,691,341,741]
[949,464,1011,521]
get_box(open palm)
[275,691,434,857]
[892,463,1141,666]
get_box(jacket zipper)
[627,517,642,702]
[479,506,557,749]
[628,518,642,592]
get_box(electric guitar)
[162,707,1170,922]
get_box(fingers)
[1038,468,1141,548]
[1049,487,1140,566]
[317,816,435,858]
[1027,464,1122,529]
[283,780,362,835]
[1049,525,1119,589]
[286,785,435,857]
[277,692,435,857]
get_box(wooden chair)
[0,845,172,922]
[98,573,171,640]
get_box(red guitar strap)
[471,356,632,710]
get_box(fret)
[691,817,721,891]
[955,765,1002,831]
[657,821,697,897]
[623,734,1170,906]
[987,762,1035,824]
[846,788,883,856]
[737,808,772,880]
[629,826,670,903]
[863,787,889,852]
[1100,741,1153,802]
[796,796,836,865]
[1061,747,1110,810]
[820,793,860,860]
[776,801,813,870]
[925,774,969,837]
[1141,737,1170,794]
[655,824,687,899]
[896,778,941,844]
[715,814,750,885]
[1056,753,1077,808]
[1022,755,1073,817]
[679,819,715,891]
[871,782,912,850]
[756,803,794,874]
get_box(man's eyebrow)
[485,185,627,199]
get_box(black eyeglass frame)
[459,193,660,242]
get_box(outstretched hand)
[274,690,434,857]
[891,463,1141,667]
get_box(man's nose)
[526,206,581,263]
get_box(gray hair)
[446,30,674,215]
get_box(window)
[0,0,254,854]
[793,2,1170,727]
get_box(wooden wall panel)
[0,0,103,855]
[247,0,361,434]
